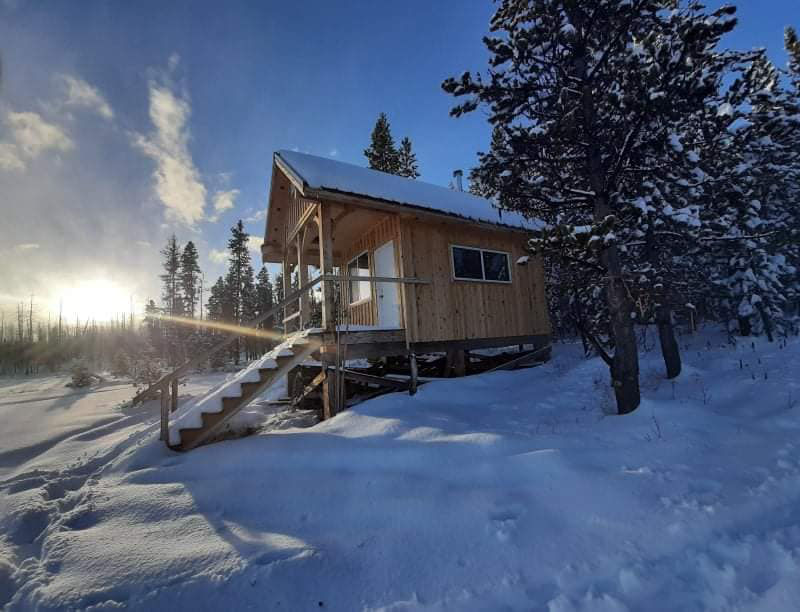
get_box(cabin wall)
[340,215,401,327]
[398,218,550,343]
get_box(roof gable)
[275,150,540,231]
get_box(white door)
[374,240,401,328]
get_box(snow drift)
[1,328,799,610]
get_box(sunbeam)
[152,312,288,341]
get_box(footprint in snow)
[488,506,524,542]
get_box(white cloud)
[247,235,264,255]
[134,61,206,227]
[208,188,239,222]
[244,209,266,223]
[208,248,227,264]
[59,75,113,120]
[329,148,339,157]
[14,243,40,251]
[0,143,24,171]
[5,111,73,158]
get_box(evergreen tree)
[180,241,202,319]
[206,276,227,322]
[364,112,400,173]
[783,27,800,317]
[698,51,800,338]
[255,266,275,327]
[160,235,182,317]
[143,299,163,358]
[397,136,420,179]
[226,220,251,323]
[273,272,285,307]
[787,27,800,78]
[443,1,745,412]
[160,235,183,364]
[225,220,252,363]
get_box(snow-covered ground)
[1,328,799,610]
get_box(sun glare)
[58,279,132,322]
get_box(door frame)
[373,239,401,328]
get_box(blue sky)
[0,0,797,319]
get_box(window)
[451,245,511,283]
[482,250,511,282]
[452,246,483,280]
[347,251,370,303]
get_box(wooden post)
[317,204,335,332]
[321,357,338,420]
[282,255,292,333]
[160,384,169,442]
[317,203,337,419]
[170,377,178,412]
[445,349,466,377]
[296,234,309,328]
[409,353,418,396]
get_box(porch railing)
[133,274,429,443]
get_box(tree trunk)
[756,303,774,343]
[738,315,752,337]
[657,304,681,379]
[576,38,640,415]
[603,246,641,414]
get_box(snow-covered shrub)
[68,361,97,388]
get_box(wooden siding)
[341,215,401,327]
[285,187,317,246]
[399,218,550,343]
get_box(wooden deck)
[314,328,550,362]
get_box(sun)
[59,279,133,322]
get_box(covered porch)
[261,162,418,343]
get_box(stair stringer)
[173,337,321,452]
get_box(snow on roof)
[275,150,540,231]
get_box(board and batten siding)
[398,217,550,343]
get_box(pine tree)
[206,276,227,322]
[783,27,800,318]
[224,220,253,363]
[364,113,400,174]
[160,235,182,317]
[397,136,420,178]
[443,1,746,411]
[787,27,800,77]
[226,221,251,322]
[143,299,163,358]
[160,235,184,364]
[255,266,274,327]
[180,241,202,319]
[697,50,800,339]
[180,240,201,318]
[273,272,285,307]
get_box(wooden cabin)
[262,150,550,367]
[138,150,555,449]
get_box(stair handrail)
[132,275,324,405]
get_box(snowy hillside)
[1,329,799,610]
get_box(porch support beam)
[317,202,338,420]
[282,254,292,333]
[296,231,309,328]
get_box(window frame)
[347,250,372,305]
[450,244,512,284]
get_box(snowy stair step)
[169,335,322,451]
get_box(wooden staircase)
[169,334,321,452]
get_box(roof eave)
[307,186,532,234]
